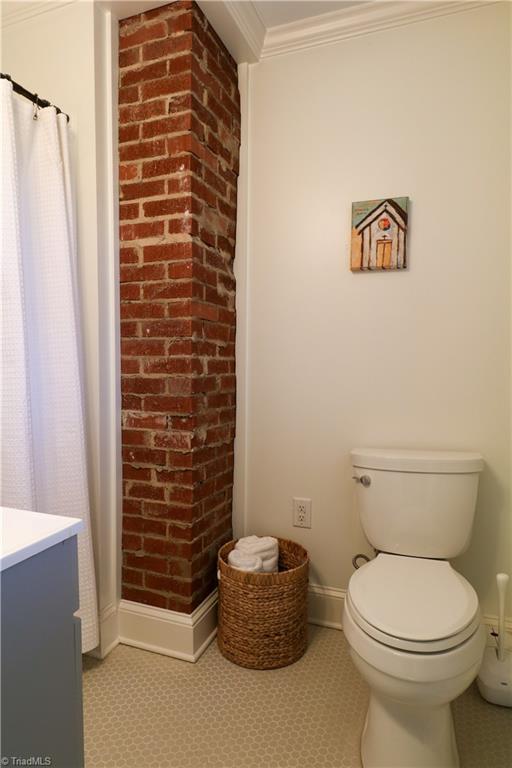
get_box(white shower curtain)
[0,79,99,652]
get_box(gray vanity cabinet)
[1,536,84,768]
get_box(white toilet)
[343,448,486,768]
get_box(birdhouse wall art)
[351,197,409,272]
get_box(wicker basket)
[217,538,309,669]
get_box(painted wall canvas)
[351,197,409,271]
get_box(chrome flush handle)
[352,474,371,487]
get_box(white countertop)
[0,506,83,572]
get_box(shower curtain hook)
[32,95,39,121]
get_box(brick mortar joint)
[118,48,239,91]
[120,171,237,207]
[119,6,192,35]
[119,113,241,153]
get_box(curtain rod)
[0,73,70,123]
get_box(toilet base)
[361,692,459,768]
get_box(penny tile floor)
[83,626,512,768]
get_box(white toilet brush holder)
[477,573,512,707]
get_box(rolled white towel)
[261,553,279,573]
[228,549,263,573]
[236,535,279,559]
[235,535,260,548]
[235,535,279,573]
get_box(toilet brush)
[477,573,512,707]
[497,573,508,663]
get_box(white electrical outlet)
[293,497,312,528]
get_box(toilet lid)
[348,554,479,646]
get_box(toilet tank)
[350,448,484,559]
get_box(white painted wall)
[1,1,120,655]
[241,3,511,619]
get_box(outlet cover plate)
[293,497,312,528]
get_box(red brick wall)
[119,1,240,613]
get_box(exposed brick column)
[118,1,240,613]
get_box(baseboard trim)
[118,590,218,662]
[308,584,345,630]
[99,585,512,663]
[87,602,120,659]
[482,613,512,634]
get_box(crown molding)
[196,0,264,64]
[0,0,75,28]
[224,0,266,61]
[261,1,493,60]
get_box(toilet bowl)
[344,448,485,768]
[343,555,486,768]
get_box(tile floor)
[83,626,512,768]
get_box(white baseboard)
[87,602,120,660]
[308,584,345,630]
[482,613,512,635]
[93,585,512,663]
[118,590,218,662]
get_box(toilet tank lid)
[350,448,484,473]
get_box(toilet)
[342,448,486,768]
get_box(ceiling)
[252,1,366,29]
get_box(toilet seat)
[347,553,480,653]
[343,595,486,683]
[346,593,481,653]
